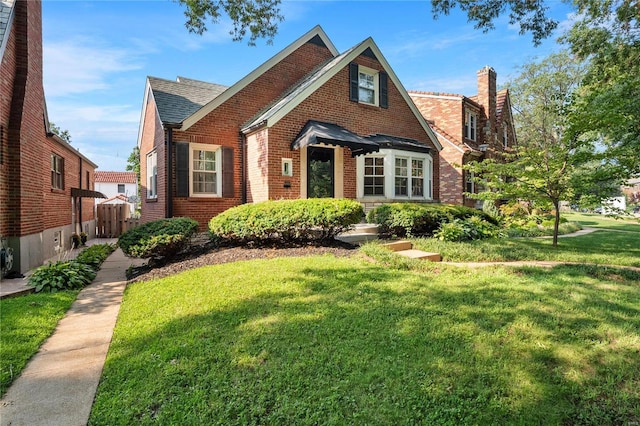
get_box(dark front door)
[307,147,334,198]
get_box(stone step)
[381,240,413,252]
[396,249,442,262]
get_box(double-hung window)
[51,154,64,189]
[189,144,221,197]
[395,157,426,197]
[146,151,157,199]
[364,157,384,196]
[411,159,424,197]
[466,171,475,194]
[395,157,408,196]
[465,111,477,141]
[358,68,377,105]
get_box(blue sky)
[42,0,575,171]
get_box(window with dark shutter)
[349,62,359,102]
[175,142,189,197]
[222,147,234,197]
[379,71,388,109]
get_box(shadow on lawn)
[91,261,640,425]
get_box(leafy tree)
[466,52,588,247]
[126,146,141,209]
[176,0,283,44]
[49,122,72,144]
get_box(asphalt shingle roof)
[148,76,228,125]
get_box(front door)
[307,146,334,198]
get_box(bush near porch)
[118,217,199,260]
[367,203,498,238]
[209,199,363,245]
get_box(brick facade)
[410,66,516,207]
[139,29,441,230]
[0,0,99,273]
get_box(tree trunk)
[552,199,560,247]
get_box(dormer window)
[465,111,477,141]
[349,63,388,108]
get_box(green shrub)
[28,261,96,293]
[118,217,199,259]
[433,216,503,242]
[209,199,363,245]
[74,243,116,270]
[366,203,497,237]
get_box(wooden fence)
[96,204,139,238]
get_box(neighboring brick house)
[138,26,442,229]
[0,0,102,274]
[95,171,138,216]
[410,67,517,207]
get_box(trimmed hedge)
[209,199,364,245]
[366,203,498,237]
[118,217,199,259]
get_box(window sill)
[51,188,65,194]
[146,198,158,203]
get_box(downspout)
[167,127,173,218]
[78,157,82,233]
[241,133,247,204]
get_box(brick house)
[0,0,102,274]
[138,26,442,229]
[409,67,517,207]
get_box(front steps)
[382,240,441,262]
[336,223,380,244]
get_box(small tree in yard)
[466,52,588,247]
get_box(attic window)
[349,63,388,108]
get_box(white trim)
[357,65,379,106]
[431,129,465,154]
[408,92,464,101]
[146,150,158,199]
[188,142,222,197]
[282,158,293,176]
[356,148,433,201]
[182,26,338,130]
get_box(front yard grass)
[90,255,640,425]
[0,290,79,396]
[407,213,640,266]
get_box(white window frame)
[363,156,385,196]
[146,150,157,199]
[465,110,477,141]
[189,142,222,197]
[466,171,475,194]
[357,149,433,200]
[358,65,379,106]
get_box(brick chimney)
[477,66,497,142]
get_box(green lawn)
[90,255,640,425]
[407,213,640,266]
[0,290,79,396]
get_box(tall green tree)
[466,52,588,247]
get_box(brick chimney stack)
[477,66,497,143]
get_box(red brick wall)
[139,95,167,224]
[167,40,335,229]
[268,53,440,201]
[411,95,464,143]
[1,0,97,238]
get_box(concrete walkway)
[0,248,143,426]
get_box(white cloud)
[386,30,482,58]
[410,76,477,95]
[44,38,142,96]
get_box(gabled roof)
[181,25,338,130]
[241,37,442,151]
[99,194,131,204]
[0,0,15,61]
[428,122,480,156]
[496,89,509,125]
[409,91,483,110]
[147,76,228,125]
[95,171,137,184]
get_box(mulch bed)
[127,236,359,283]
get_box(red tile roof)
[95,171,137,184]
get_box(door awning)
[291,121,380,157]
[71,188,107,199]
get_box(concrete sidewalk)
[0,248,144,426]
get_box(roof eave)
[181,25,338,131]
